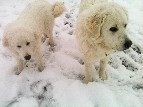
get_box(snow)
[0,0,143,107]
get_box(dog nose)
[124,40,132,49]
[24,54,31,60]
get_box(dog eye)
[110,27,118,32]
[17,45,22,48]
[26,42,30,46]
[124,24,127,28]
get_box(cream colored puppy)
[76,0,132,83]
[2,0,65,74]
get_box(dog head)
[85,3,132,51]
[3,27,40,60]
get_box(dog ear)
[86,9,107,39]
[2,36,9,47]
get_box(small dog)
[76,0,132,83]
[2,0,65,74]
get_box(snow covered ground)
[0,0,143,107]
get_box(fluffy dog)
[76,0,132,83]
[2,0,65,74]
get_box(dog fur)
[76,0,132,83]
[2,0,65,74]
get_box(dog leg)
[84,58,93,83]
[99,58,108,80]
[15,59,25,75]
[48,34,55,47]
[44,27,55,47]
[46,33,55,47]
[34,50,45,72]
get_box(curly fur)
[76,0,131,83]
[2,0,65,74]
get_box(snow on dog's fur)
[76,0,132,83]
[2,0,65,74]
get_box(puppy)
[76,0,132,83]
[2,0,65,74]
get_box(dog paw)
[78,59,84,65]
[14,66,23,75]
[49,42,55,48]
[83,77,93,84]
[15,71,21,75]
[14,69,22,75]
[38,65,45,72]
[99,73,108,81]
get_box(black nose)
[124,40,132,50]
[24,54,31,60]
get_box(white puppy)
[2,0,65,74]
[76,0,132,83]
